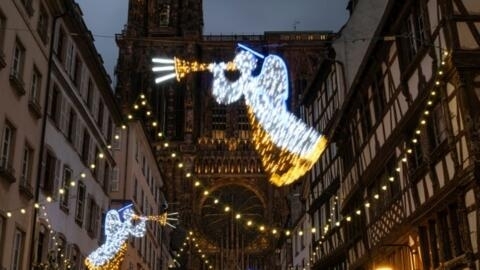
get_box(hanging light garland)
[125,94,293,237]
[125,45,451,267]
[304,49,451,266]
[169,230,216,269]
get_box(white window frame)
[11,39,25,80]
[20,143,33,187]
[30,66,42,103]
[11,228,24,270]
[1,121,14,169]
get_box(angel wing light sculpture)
[152,44,327,186]
[85,204,178,270]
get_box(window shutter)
[54,159,61,200]
[92,93,98,118]
[93,203,100,238]
[70,110,77,146]
[97,159,104,186]
[75,122,83,152]
[39,150,47,189]
[89,142,95,169]
[61,97,69,134]
[47,84,54,118]
[65,43,73,74]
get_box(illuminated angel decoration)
[85,204,178,269]
[152,44,327,186]
[85,206,146,270]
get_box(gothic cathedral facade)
[115,0,333,269]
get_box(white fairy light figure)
[85,205,146,270]
[207,45,327,186]
[152,44,327,186]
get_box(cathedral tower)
[115,1,333,268]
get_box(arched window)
[34,224,49,266]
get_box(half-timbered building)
[302,0,480,269]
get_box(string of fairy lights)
[5,173,95,268]
[128,47,452,267]
[168,231,215,269]
[2,34,452,267]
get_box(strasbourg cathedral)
[114,0,332,268]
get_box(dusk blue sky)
[75,0,350,83]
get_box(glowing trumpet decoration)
[133,212,179,228]
[152,57,236,83]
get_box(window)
[371,64,386,121]
[11,39,26,82]
[37,4,49,44]
[212,105,226,139]
[368,156,400,219]
[49,84,61,126]
[107,118,113,145]
[20,143,33,189]
[41,151,56,195]
[399,1,429,67]
[407,131,424,173]
[60,165,72,211]
[97,101,104,128]
[93,146,100,178]
[20,0,33,16]
[418,204,464,269]
[67,108,77,143]
[110,167,119,192]
[65,44,74,74]
[56,235,66,267]
[86,79,94,111]
[34,225,48,266]
[72,55,82,87]
[237,106,250,139]
[30,66,42,104]
[11,228,25,270]
[81,130,90,164]
[75,181,86,225]
[427,103,448,150]
[112,127,121,150]
[0,10,6,56]
[55,27,66,63]
[103,162,110,192]
[158,4,170,26]
[359,90,373,139]
[70,245,81,270]
[86,196,100,237]
[1,121,15,172]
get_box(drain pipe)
[29,10,67,269]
